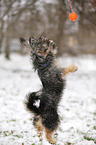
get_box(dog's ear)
[39,32,46,41]
[20,37,29,49]
[20,37,26,45]
[20,38,26,43]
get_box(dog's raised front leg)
[61,64,78,78]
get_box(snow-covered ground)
[0,53,96,145]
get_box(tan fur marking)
[51,49,57,56]
[45,129,56,144]
[54,59,61,68]
[38,50,43,56]
[62,64,78,78]
[34,117,43,140]
[43,47,51,57]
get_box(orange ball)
[69,12,78,21]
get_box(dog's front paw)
[68,64,78,73]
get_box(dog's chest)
[38,68,64,92]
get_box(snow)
[0,53,96,145]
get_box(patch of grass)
[94,141,96,144]
[3,130,14,136]
[11,130,14,134]
[87,124,90,127]
[67,142,74,145]
[12,134,23,138]
[23,131,28,133]
[11,119,16,122]
[84,135,95,141]
[54,133,58,140]
[93,126,96,130]
[24,121,27,123]
[94,112,96,116]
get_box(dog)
[20,33,78,144]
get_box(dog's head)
[20,33,57,59]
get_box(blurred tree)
[0,0,38,59]
[39,0,67,56]
[0,0,96,59]
[56,0,67,56]
[5,16,11,59]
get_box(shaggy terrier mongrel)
[20,33,78,144]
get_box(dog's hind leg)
[33,116,43,141]
[45,128,56,144]
[61,64,78,78]
[42,106,59,144]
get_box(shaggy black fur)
[22,34,66,131]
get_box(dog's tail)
[25,92,41,115]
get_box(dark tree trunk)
[5,25,11,60]
[0,20,4,54]
[56,0,67,56]
[78,1,85,54]
[5,37,10,60]
[0,39,2,54]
